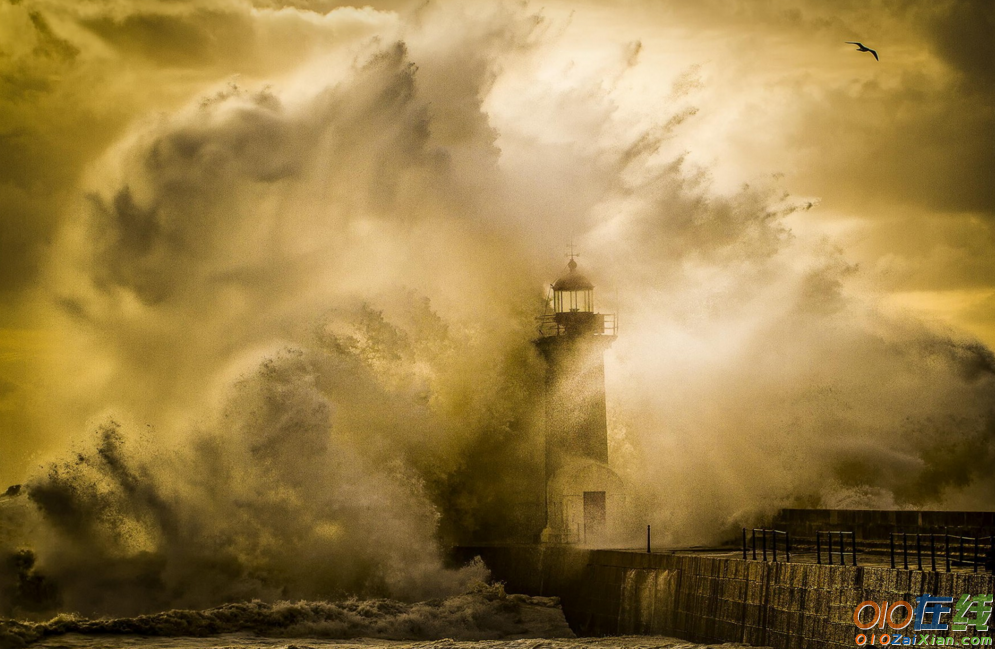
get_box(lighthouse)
[535,256,624,545]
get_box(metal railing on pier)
[889,531,994,573]
[742,528,791,562]
[816,530,857,566]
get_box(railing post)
[752,528,757,560]
[945,531,951,572]
[773,531,778,563]
[839,532,845,566]
[742,527,747,560]
[959,535,964,569]
[786,532,791,564]
[762,529,768,561]
[647,525,651,554]
[828,531,834,565]
[931,533,937,572]
[974,537,979,574]
[917,533,923,571]
[852,531,857,567]
[816,531,822,565]
[890,533,896,570]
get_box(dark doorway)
[583,491,606,543]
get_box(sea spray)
[3,339,507,617]
[3,2,993,618]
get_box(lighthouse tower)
[535,256,624,545]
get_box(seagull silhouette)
[846,41,879,61]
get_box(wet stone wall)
[455,546,995,649]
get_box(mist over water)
[2,0,994,624]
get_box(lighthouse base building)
[542,458,626,545]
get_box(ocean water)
[0,588,748,649]
[37,637,735,649]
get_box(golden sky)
[1,0,993,516]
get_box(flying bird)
[846,42,879,61]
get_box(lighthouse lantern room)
[540,257,615,338]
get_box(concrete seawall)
[456,546,995,648]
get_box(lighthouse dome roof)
[552,258,594,291]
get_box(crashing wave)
[0,583,573,648]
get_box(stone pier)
[455,546,995,649]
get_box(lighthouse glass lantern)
[547,257,603,336]
[553,284,593,313]
[552,258,594,313]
